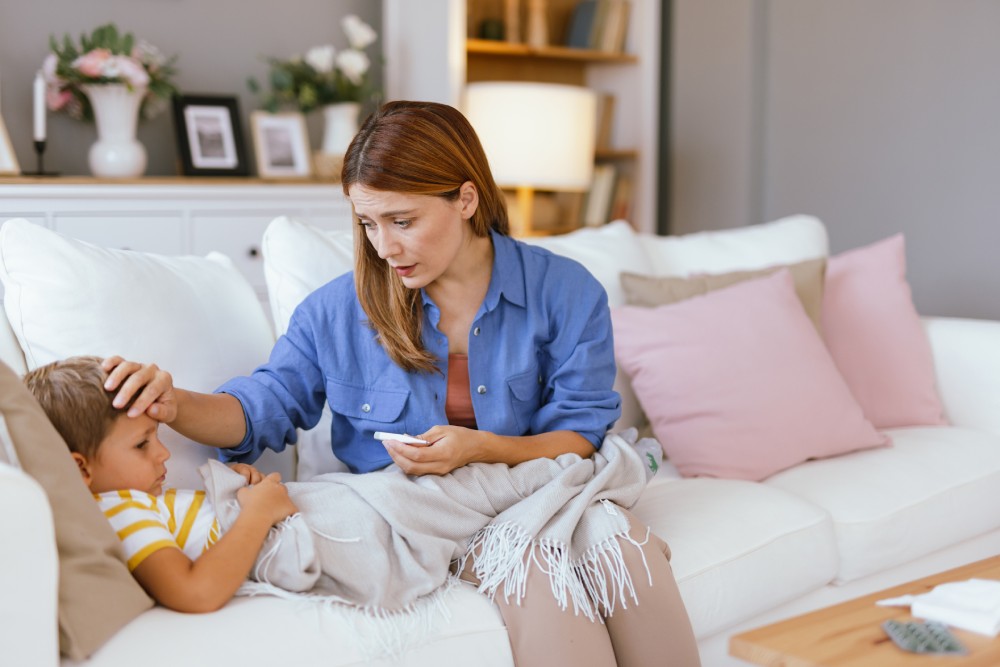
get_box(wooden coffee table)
[729,554,1000,666]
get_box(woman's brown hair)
[341,100,509,373]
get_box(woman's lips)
[394,265,415,277]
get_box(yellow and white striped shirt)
[94,489,222,571]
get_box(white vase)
[320,102,361,157]
[82,84,148,178]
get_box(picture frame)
[250,111,313,180]
[0,114,20,176]
[171,94,249,177]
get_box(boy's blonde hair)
[23,356,133,460]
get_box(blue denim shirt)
[217,230,621,473]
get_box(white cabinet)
[0,178,354,309]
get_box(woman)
[106,101,700,667]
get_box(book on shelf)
[594,93,615,152]
[564,0,631,53]
[608,173,633,222]
[582,163,618,227]
[565,1,598,49]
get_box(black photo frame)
[172,94,249,177]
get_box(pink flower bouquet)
[43,23,177,121]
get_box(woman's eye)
[358,220,375,231]
[394,219,412,228]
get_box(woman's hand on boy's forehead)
[101,356,178,422]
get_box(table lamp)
[463,81,597,235]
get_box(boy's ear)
[70,452,93,488]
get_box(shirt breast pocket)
[506,368,543,434]
[325,377,410,433]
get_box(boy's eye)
[136,440,148,450]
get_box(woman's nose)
[375,231,401,259]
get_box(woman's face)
[348,183,479,290]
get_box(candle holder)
[22,140,58,176]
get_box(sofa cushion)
[642,214,828,277]
[0,218,284,489]
[0,362,153,660]
[522,220,654,307]
[262,215,355,337]
[766,426,1000,583]
[261,216,356,478]
[80,586,514,666]
[823,234,946,429]
[613,270,888,481]
[632,476,837,640]
[620,256,827,332]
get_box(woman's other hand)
[381,425,481,475]
[102,356,178,422]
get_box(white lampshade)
[463,82,597,192]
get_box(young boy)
[24,356,299,613]
[28,357,664,621]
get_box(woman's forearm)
[474,430,595,466]
[172,389,247,448]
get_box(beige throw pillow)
[0,361,152,660]
[620,257,828,332]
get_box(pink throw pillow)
[613,270,888,481]
[822,234,946,429]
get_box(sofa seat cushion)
[631,476,837,639]
[82,585,513,667]
[766,426,1000,584]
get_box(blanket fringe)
[235,578,456,661]
[456,520,652,622]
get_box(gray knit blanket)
[200,429,657,620]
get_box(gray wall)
[670,0,1000,320]
[0,0,381,176]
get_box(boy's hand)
[102,355,177,421]
[236,473,298,526]
[227,462,264,485]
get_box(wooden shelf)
[466,38,637,64]
[596,149,639,161]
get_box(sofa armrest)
[924,316,1000,435]
[0,462,59,667]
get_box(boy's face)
[78,414,171,495]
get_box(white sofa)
[3,215,1000,667]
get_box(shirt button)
[477,385,487,395]
[473,327,481,336]
[361,403,371,413]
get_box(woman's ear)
[71,452,93,488]
[458,181,479,220]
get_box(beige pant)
[460,510,701,667]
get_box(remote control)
[882,619,966,655]
[374,431,430,446]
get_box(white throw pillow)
[523,220,653,307]
[262,216,356,478]
[0,218,284,489]
[644,214,829,277]
[262,215,355,336]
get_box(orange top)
[446,354,478,429]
